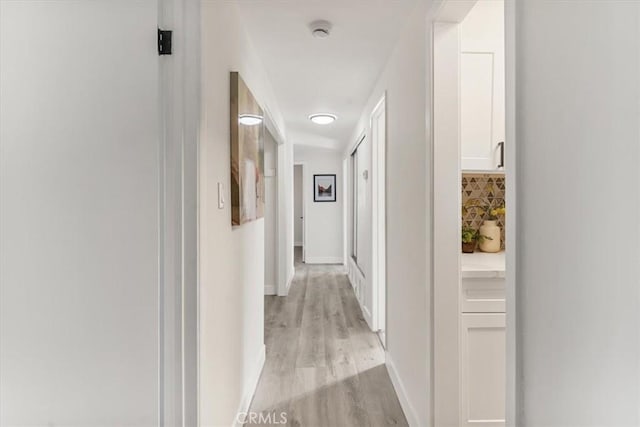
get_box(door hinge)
[158,29,172,55]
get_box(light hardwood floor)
[247,248,408,426]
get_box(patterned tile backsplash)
[462,173,506,249]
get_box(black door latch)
[158,29,172,55]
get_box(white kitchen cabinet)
[460,53,504,171]
[460,313,506,427]
[460,261,505,427]
[460,1,505,171]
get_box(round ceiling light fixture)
[309,113,337,125]
[238,114,263,126]
[309,20,332,39]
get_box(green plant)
[463,198,506,221]
[461,226,493,243]
[462,226,477,243]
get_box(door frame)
[262,126,279,296]
[158,0,200,425]
[503,0,519,423]
[370,94,387,346]
[430,0,517,425]
[293,162,307,264]
[432,16,464,426]
[263,110,288,296]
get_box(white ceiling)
[237,0,418,151]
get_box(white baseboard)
[278,268,295,296]
[385,351,420,427]
[264,285,276,295]
[346,259,374,331]
[305,256,343,264]
[362,305,374,331]
[232,345,266,427]
[287,269,294,292]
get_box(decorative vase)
[479,220,501,253]
[462,241,476,253]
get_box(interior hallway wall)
[200,2,288,425]
[294,146,344,264]
[346,0,431,424]
[515,1,640,424]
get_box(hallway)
[248,250,407,426]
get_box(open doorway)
[264,130,279,295]
[432,0,509,426]
[293,163,305,264]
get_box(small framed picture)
[313,174,336,202]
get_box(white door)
[460,313,506,427]
[1,2,163,425]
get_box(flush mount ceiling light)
[238,114,263,126]
[309,20,332,39]
[309,113,337,125]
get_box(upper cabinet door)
[460,0,505,171]
[461,52,499,170]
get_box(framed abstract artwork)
[230,71,265,226]
[313,174,336,202]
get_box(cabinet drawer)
[461,277,505,313]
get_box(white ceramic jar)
[479,220,501,253]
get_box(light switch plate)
[218,182,225,209]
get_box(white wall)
[264,131,278,295]
[294,146,344,264]
[200,2,288,425]
[515,1,640,425]
[346,1,431,424]
[0,1,162,424]
[294,165,303,246]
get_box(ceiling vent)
[309,20,332,39]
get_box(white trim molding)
[283,268,295,296]
[386,351,420,427]
[232,345,266,427]
[158,0,200,424]
[304,256,344,265]
[370,93,387,344]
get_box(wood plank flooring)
[248,249,408,426]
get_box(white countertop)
[461,251,506,278]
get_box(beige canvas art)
[230,72,265,226]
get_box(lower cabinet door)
[461,313,506,427]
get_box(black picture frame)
[313,174,337,202]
